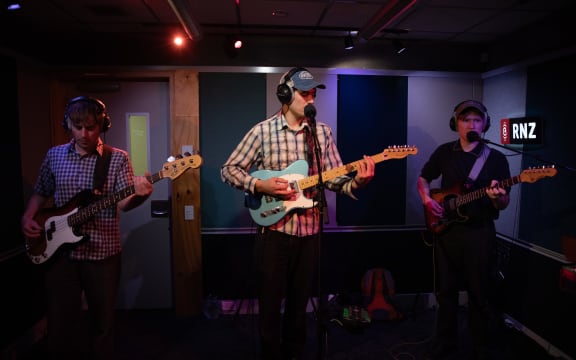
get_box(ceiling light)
[344,32,355,50]
[6,1,21,10]
[173,36,185,47]
[225,35,242,58]
[393,39,406,54]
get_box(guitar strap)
[465,144,491,189]
[93,144,112,195]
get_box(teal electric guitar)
[246,146,418,226]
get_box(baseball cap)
[288,69,326,91]
[454,100,487,119]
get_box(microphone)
[466,131,482,143]
[304,104,316,127]
[466,130,502,147]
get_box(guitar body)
[246,146,419,226]
[426,185,468,235]
[424,166,557,235]
[248,160,315,226]
[25,190,94,264]
[25,154,203,264]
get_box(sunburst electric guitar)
[425,166,557,235]
[246,146,418,226]
[25,154,202,264]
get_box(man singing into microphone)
[417,100,511,359]
[221,67,375,359]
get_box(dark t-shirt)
[420,140,511,223]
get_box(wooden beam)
[170,70,203,315]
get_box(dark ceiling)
[1,0,575,72]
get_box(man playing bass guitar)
[21,96,153,359]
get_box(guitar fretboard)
[298,146,417,190]
[68,172,163,227]
[455,175,520,207]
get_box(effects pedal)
[342,305,371,332]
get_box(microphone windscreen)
[466,131,481,142]
[304,104,316,119]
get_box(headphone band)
[63,96,111,132]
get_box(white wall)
[406,74,484,225]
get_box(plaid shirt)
[221,111,356,236]
[34,139,134,260]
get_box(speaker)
[449,99,490,132]
[63,96,111,132]
[276,67,309,105]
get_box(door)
[66,80,173,309]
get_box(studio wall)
[199,69,488,231]
[520,54,576,254]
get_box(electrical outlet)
[182,145,193,156]
[184,205,194,220]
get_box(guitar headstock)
[161,154,203,179]
[520,166,557,183]
[382,145,419,159]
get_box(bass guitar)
[425,166,557,235]
[25,154,202,264]
[246,145,418,226]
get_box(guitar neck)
[455,175,521,207]
[298,152,387,191]
[69,171,163,226]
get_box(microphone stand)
[476,134,576,173]
[305,105,329,360]
[310,124,330,360]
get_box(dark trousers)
[254,229,319,360]
[433,221,500,354]
[43,252,121,360]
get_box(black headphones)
[449,99,490,132]
[62,96,111,132]
[276,67,309,105]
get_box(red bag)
[361,268,402,321]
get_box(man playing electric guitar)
[417,100,510,359]
[221,67,376,360]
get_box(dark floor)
[15,296,559,360]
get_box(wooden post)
[170,70,203,315]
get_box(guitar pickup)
[46,220,56,241]
[260,206,286,218]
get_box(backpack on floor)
[361,268,402,321]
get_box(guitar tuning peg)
[166,156,176,162]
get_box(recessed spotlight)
[344,32,354,50]
[173,36,185,46]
